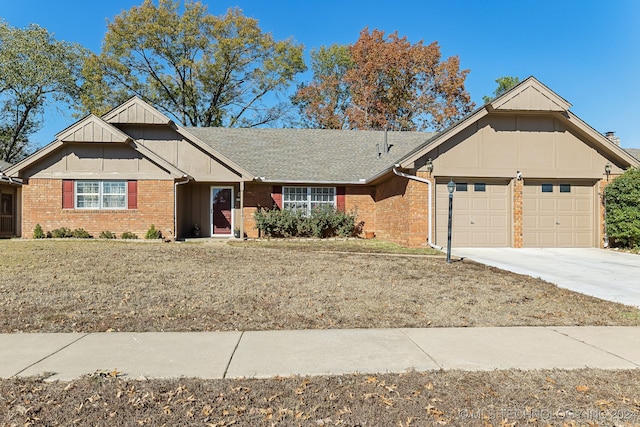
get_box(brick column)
[513,178,523,248]
[598,177,614,248]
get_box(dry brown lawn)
[3,239,640,426]
[1,239,639,333]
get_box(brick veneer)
[598,176,616,248]
[374,172,433,248]
[512,178,523,248]
[22,179,174,238]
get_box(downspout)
[174,176,191,240]
[392,164,441,250]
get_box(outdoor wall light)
[605,163,612,180]
[425,158,434,173]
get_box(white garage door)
[436,180,511,247]
[522,181,595,247]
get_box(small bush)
[99,231,116,239]
[121,231,138,239]
[33,224,45,239]
[50,227,73,238]
[145,224,161,239]
[254,205,359,238]
[72,228,91,239]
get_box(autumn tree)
[293,28,474,131]
[81,0,306,127]
[0,21,86,162]
[482,76,521,104]
[292,44,354,129]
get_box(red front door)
[212,188,232,234]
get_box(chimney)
[605,131,621,146]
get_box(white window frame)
[75,180,127,210]
[283,186,336,215]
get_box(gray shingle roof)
[185,128,434,183]
[0,160,10,171]
[625,148,640,161]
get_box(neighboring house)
[0,160,21,237]
[4,77,640,247]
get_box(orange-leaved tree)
[293,28,474,131]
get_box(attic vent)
[605,131,621,146]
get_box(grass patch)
[229,238,442,255]
[0,239,639,333]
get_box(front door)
[0,193,13,236]
[211,187,232,235]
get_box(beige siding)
[21,143,172,180]
[122,124,243,182]
[422,115,613,180]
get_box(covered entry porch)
[176,181,246,240]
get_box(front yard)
[0,239,639,333]
[2,239,640,426]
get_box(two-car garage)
[435,179,597,248]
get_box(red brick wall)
[374,175,412,246]
[22,179,174,238]
[513,178,523,248]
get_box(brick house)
[4,77,640,247]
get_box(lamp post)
[446,179,455,264]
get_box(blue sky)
[2,0,639,148]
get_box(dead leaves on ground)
[2,370,640,426]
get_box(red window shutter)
[336,186,346,212]
[62,180,74,209]
[271,185,282,209]
[127,181,138,209]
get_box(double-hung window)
[75,180,127,209]
[283,186,335,215]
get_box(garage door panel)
[523,181,595,248]
[436,180,510,247]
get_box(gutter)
[392,165,441,250]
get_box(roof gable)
[490,76,571,112]
[56,115,131,143]
[102,97,171,125]
[397,77,639,170]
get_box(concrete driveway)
[452,248,640,308]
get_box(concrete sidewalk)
[2,327,640,381]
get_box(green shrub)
[254,206,303,238]
[99,231,116,239]
[33,224,45,239]
[254,205,358,238]
[72,228,91,238]
[50,227,73,238]
[145,224,161,239]
[605,167,640,248]
[121,231,138,240]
